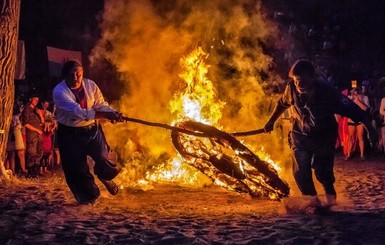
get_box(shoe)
[360,156,366,161]
[326,194,337,206]
[100,179,119,195]
[344,155,350,161]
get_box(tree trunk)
[0,0,20,179]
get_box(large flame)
[170,47,225,125]
[141,47,283,195]
[139,47,222,185]
[96,0,291,196]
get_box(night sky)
[18,0,385,100]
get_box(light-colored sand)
[1,154,385,244]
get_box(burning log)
[171,120,290,200]
[120,116,289,200]
[208,154,246,180]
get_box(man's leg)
[289,132,318,197]
[312,140,337,205]
[58,126,100,204]
[292,148,318,196]
[26,133,40,177]
[87,125,121,195]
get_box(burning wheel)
[171,120,290,200]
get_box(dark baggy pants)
[289,131,337,196]
[26,131,43,168]
[58,123,121,204]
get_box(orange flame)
[140,47,222,186]
[144,156,202,185]
[169,47,225,124]
[142,47,282,191]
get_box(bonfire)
[129,47,290,200]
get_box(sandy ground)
[1,153,385,245]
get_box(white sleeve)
[92,82,116,112]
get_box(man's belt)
[59,123,96,134]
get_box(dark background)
[265,0,385,86]
[18,0,104,101]
[17,0,385,101]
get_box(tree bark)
[0,0,20,179]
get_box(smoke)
[89,0,289,183]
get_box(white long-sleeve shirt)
[53,78,115,127]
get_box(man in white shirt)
[53,60,122,205]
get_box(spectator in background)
[346,88,370,160]
[52,104,61,168]
[6,104,27,177]
[41,119,55,174]
[336,89,349,156]
[379,90,385,153]
[41,99,57,172]
[42,99,56,129]
[21,92,44,178]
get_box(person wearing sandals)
[53,60,123,205]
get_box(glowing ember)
[255,147,282,172]
[145,156,201,185]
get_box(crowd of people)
[5,94,60,178]
[334,83,385,161]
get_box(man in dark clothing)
[21,93,44,177]
[263,59,377,207]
